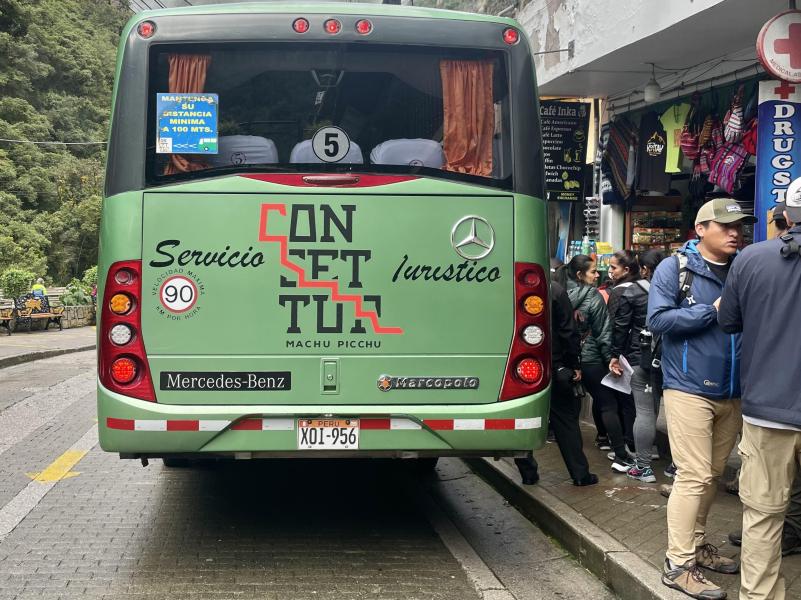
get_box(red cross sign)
[758,10,801,83]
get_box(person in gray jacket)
[718,189,801,599]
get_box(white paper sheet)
[601,354,635,394]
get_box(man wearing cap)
[770,202,789,237]
[648,197,754,599]
[718,183,801,600]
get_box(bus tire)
[162,457,191,468]
[414,457,439,475]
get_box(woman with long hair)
[607,250,649,478]
[555,255,619,456]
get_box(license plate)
[297,419,359,450]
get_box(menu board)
[540,101,591,202]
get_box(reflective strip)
[106,417,134,430]
[199,420,229,432]
[515,417,541,430]
[262,418,294,431]
[134,420,167,431]
[390,418,422,430]
[167,420,198,431]
[453,419,484,430]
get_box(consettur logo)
[703,379,720,387]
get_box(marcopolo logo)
[377,374,480,391]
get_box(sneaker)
[607,448,636,460]
[627,464,657,483]
[611,456,635,473]
[695,543,739,574]
[595,436,611,451]
[727,530,741,547]
[662,559,727,599]
[664,462,677,479]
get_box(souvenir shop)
[564,71,766,270]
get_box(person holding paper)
[647,198,752,600]
[606,250,647,475]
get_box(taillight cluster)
[499,262,551,401]
[292,17,373,35]
[98,261,156,402]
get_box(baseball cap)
[770,202,788,224]
[785,177,801,223]
[694,198,757,225]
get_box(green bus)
[97,2,550,466]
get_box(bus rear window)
[146,43,512,188]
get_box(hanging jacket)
[607,279,649,367]
[566,279,612,366]
[647,240,741,399]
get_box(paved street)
[0,349,615,600]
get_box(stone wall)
[60,305,96,329]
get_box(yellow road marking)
[26,449,88,482]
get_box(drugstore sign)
[755,80,801,242]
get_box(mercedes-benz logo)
[450,216,495,260]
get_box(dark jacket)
[607,279,649,366]
[551,281,581,370]
[718,226,801,426]
[647,240,741,399]
[566,279,613,366]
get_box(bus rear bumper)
[97,383,549,457]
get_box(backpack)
[640,254,694,373]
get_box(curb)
[0,344,96,370]
[466,457,688,600]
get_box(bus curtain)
[439,60,493,177]
[163,54,212,175]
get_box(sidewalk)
[473,422,801,600]
[0,325,96,368]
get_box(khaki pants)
[739,421,801,600]
[664,389,742,566]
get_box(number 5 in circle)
[312,126,350,163]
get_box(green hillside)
[0,0,128,284]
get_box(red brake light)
[503,28,519,45]
[324,19,341,34]
[111,358,137,385]
[516,358,543,384]
[500,262,551,401]
[99,261,155,402]
[137,21,156,39]
[355,19,372,35]
[293,18,310,33]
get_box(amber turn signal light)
[109,293,132,315]
[523,295,544,316]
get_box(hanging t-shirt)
[637,111,671,194]
[659,103,691,173]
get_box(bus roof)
[126,2,519,29]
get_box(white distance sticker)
[159,275,198,314]
[312,126,351,162]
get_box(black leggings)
[582,363,635,460]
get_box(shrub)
[82,265,97,289]
[0,267,36,301]
[59,278,92,306]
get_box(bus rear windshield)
[146,43,512,188]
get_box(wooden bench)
[0,307,12,336]
[13,293,64,333]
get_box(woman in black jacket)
[607,250,650,479]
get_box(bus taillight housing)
[499,263,551,401]
[99,260,156,402]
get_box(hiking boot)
[660,484,672,498]
[595,435,611,451]
[611,456,635,473]
[728,530,741,547]
[627,464,657,483]
[696,543,739,574]
[664,462,677,478]
[662,559,727,599]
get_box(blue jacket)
[647,240,741,399]
[718,226,801,426]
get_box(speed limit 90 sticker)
[151,270,204,320]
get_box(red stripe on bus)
[424,419,454,430]
[241,174,417,187]
[167,420,199,431]
[360,418,391,430]
[231,418,263,431]
[258,203,404,335]
[106,417,135,430]
[484,419,516,430]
